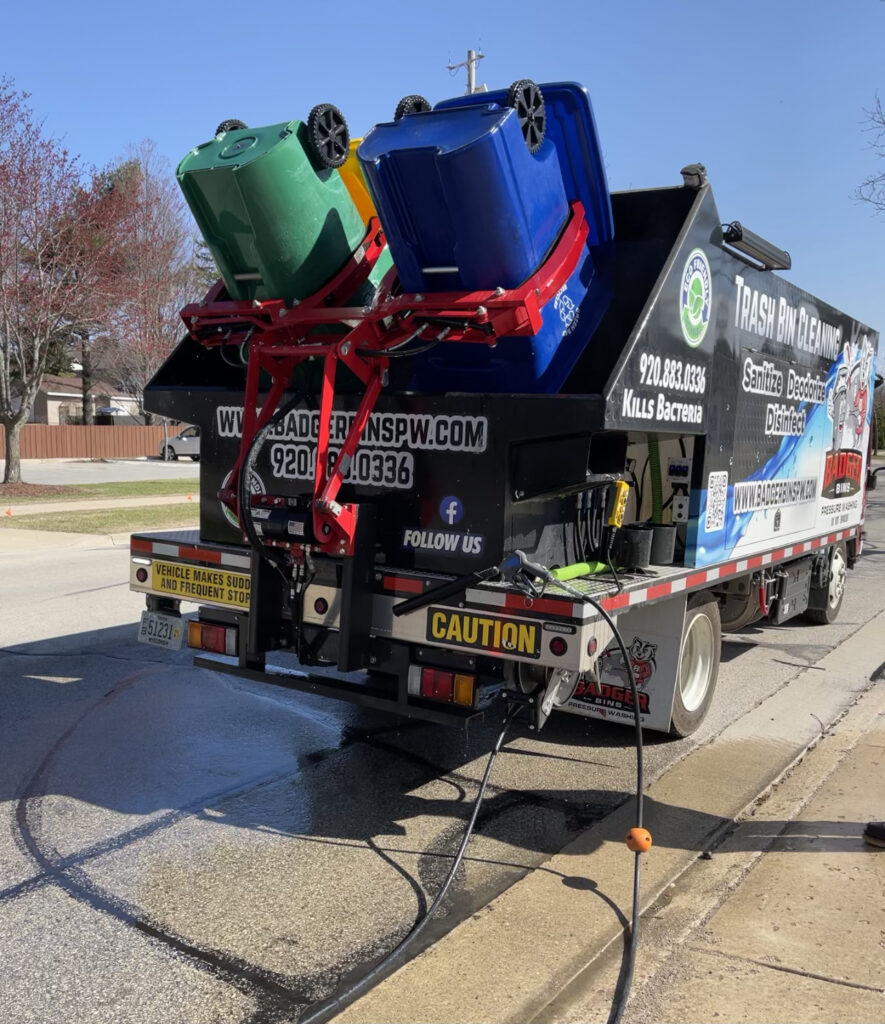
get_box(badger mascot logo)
[628,636,658,688]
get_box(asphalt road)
[1,458,200,486]
[1,488,883,1024]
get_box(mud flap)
[558,593,688,733]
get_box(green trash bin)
[177,120,388,305]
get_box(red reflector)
[201,624,227,654]
[549,636,568,657]
[420,667,454,701]
[382,574,424,595]
[314,597,329,614]
[135,567,148,583]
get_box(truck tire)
[804,542,847,625]
[670,593,721,738]
[718,580,763,633]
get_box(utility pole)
[446,49,486,95]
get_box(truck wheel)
[718,584,763,633]
[804,542,847,625]
[670,593,721,738]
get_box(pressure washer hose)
[234,404,646,1023]
[301,575,645,1024]
[298,705,525,1024]
[237,390,307,575]
[558,581,644,1024]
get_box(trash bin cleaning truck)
[129,80,879,737]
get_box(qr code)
[705,471,729,532]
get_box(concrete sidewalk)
[2,493,196,517]
[0,492,198,553]
[544,689,885,1024]
[336,618,885,1024]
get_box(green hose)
[648,434,664,525]
[551,561,609,581]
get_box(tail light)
[421,668,453,701]
[412,667,476,707]
[452,673,476,707]
[188,620,237,656]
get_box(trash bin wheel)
[507,79,546,154]
[394,95,432,120]
[215,119,248,136]
[307,103,349,169]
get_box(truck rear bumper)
[193,653,484,727]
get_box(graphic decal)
[215,407,489,492]
[220,468,265,530]
[691,326,876,566]
[679,248,712,347]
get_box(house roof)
[40,374,132,398]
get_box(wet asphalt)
[1,485,883,1023]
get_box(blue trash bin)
[359,82,614,394]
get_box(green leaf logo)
[680,249,712,347]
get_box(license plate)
[138,610,184,650]
[150,561,250,609]
[426,608,541,659]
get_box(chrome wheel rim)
[828,547,846,609]
[679,612,714,712]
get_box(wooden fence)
[0,424,177,460]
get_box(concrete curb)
[336,610,885,1024]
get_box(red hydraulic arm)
[180,203,590,558]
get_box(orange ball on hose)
[626,827,652,853]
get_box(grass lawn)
[0,479,199,503]
[0,504,199,534]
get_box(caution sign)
[426,608,540,659]
[151,561,250,610]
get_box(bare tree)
[104,140,195,424]
[857,94,885,212]
[0,78,112,483]
[50,164,142,424]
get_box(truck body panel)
[131,85,878,735]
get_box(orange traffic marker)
[626,827,652,853]
[4,508,11,517]
[187,494,193,501]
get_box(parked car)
[159,426,200,461]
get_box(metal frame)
[179,204,590,557]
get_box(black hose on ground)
[550,577,644,1024]
[297,705,524,1024]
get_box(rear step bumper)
[194,654,485,727]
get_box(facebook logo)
[439,496,463,525]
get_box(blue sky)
[3,0,883,364]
